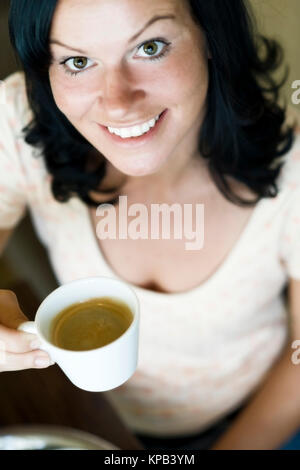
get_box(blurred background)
[0,0,300,306]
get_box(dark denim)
[280,432,300,450]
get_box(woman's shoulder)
[3,70,26,100]
[277,106,300,191]
[2,71,32,128]
[0,71,47,182]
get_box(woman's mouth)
[98,110,168,147]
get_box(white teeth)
[132,125,144,137]
[108,114,161,138]
[141,123,150,133]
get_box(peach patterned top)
[1,72,300,437]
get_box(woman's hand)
[0,290,53,371]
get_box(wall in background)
[0,0,17,79]
[250,0,300,105]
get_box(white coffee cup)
[17,277,140,392]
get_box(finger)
[0,350,54,372]
[0,290,29,329]
[0,324,41,353]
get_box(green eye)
[62,56,94,76]
[73,57,88,69]
[136,39,170,61]
[143,42,159,56]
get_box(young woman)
[0,0,300,450]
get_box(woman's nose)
[100,67,144,122]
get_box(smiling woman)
[3,0,300,452]
[8,0,294,206]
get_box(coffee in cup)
[51,297,133,351]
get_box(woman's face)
[49,0,210,179]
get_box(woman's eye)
[62,57,93,76]
[60,39,171,77]
[135,40,170,61]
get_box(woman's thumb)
[0,290,29,329]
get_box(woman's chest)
[89,195,256,294]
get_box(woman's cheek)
[142,54,206,107]
[49,68,94,119]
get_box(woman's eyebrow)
[128,14,176,43]
[49,14,176,54]
[49,39,86,54]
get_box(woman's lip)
[97,109,168,147]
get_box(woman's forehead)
[51,0,191,30]
[50,0,194,51]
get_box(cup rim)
[35,276,140,354]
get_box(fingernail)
[35,356,51,368]
[30,339,42,350]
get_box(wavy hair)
[8,0,296,207]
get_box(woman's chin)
[110,158,166,179]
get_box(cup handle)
[17,321,55,363]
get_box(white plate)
[0,425,120,450]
